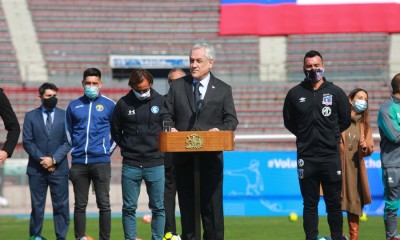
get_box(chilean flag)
[220,0,400,35]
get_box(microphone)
[194,100,205,130]
[196,99,204,113]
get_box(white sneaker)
[0,196,8,207]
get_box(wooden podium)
[159,131,234,239]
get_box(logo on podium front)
[185,134,204,150]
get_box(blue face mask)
[353,99,367,113]
[84,86,99,99]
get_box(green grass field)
[0,215,385,239]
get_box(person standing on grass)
[377,73,400,240]
[23,83,71,240]
[66,68,116,240]
[111,68,165,240]
[161,42,238,240]
[283,50,351,240]
[0,88,20,207]
[164,68,186,236]
[341,88,373,240]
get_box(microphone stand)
[194,99,204,130]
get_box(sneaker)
[0,196,8,207]
[315,238,332,240]
[390,235,400,240]
[29,236,47,240]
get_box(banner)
[109,55,189,69]
[223,151,384,216]
[220,0,400,35]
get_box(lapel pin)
[212,86,215,89]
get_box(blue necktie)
[46,110,53,134]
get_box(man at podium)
[161,42,238,240]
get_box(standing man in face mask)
[283,50,351,240]
[66,68,116,240]
[378,73,400,240]
[23,82,71,240]
[111,68,165,240]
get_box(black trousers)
[69,163,111,240]
[175,152,224,240]
[298,156,343,240]
[164,153,177,233]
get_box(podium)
[159,131,234,239]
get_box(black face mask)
[42,97,58,109]
[304,68,324,82]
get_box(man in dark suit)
[161,42,238,240]
[23,83,71,240]
[164,68,186,235]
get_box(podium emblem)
[185,134,204,149]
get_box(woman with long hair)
[341,88,373,240]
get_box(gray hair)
[168,68,186,79]
[191,42,216,61]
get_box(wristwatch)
[52,158,57,165]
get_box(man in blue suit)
[23,82,71,240]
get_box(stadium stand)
[0,6,20,85]
[26,0,259,84]
[287,33,390,82]
[0,1,394,154]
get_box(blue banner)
[223,151,384,216]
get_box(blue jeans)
[69,163,111,240]
[121,164,165,240]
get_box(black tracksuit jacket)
[283,78,351,158]
[111,89,164,167]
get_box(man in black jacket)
[111,68,165,240]
[0,88,20,207]
[283,50,351,240]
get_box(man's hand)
[47,165,56,173]
[40,156,54,169]
[0,150,8,164]
[171,128,178,132]
[209,128,219,131]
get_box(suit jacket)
[23,107,71,175]
[161,73,238,132]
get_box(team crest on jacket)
[95,104,104,112]
[322,94,332,105]
[151,106,159,114]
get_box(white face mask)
[133,88,151,100]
